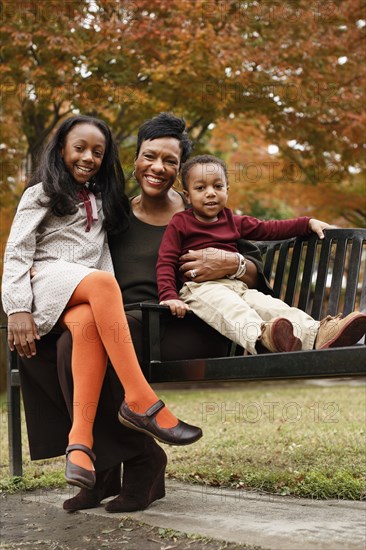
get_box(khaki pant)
[179,279,320,354]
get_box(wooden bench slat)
[344,236,363,316]
[327,237,348,315]
[311,238,332,319]
[262,243,277,280]
[360,261,366,314]
[298,237,318,312]
[284,238,302,306]
[272,240,291,298]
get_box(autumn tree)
[2,1,365,172]
[209,116,366,226]
[1,0,364,281]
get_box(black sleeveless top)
[109,209,167,304]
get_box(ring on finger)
[190,269,197,279]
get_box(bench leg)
[7,348,23,477]
[142,309,161,380]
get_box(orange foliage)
[209,117,365,226]
[1,0,365,248]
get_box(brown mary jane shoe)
[118,400,202,446]
[65,444,96,490]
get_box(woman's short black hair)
[181,154,228,189]
[135,112,192,166]
[28,114,130,234]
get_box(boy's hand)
[308,219,335,239]
[8,312,40,358]
[160,299,190,318]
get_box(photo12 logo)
[200,2,340,23]
[201,81,339,106]
[0,1,78,24]
[201,401,340,423]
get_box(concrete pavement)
[22,480,366,550]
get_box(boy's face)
[184,163,229,222]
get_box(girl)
[2,115,202,491]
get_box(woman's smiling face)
[134,137,181,197]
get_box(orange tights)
[61,271,177,471]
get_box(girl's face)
[61,123,106,185]
[134,137,181,198]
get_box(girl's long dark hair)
[28,115,130,234]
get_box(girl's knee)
[86,271,122,302]
[87,271,117,288]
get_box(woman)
[18,112,269,512]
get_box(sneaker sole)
[320,314,366,349]
[272,318,302,352]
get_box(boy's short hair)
[135,112,192,165]
[181,154,228,189]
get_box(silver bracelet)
[227,253,247,279]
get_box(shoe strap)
[145,400,165,418]
[66,444,96,463]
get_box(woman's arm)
[179,246,259,287]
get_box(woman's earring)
[132,169,136,178]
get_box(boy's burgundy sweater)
[157,207,311,302]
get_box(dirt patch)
[0,493,257,550]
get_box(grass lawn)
[1,381,365,499]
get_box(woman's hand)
[8,312,40,358]
[308,219,335,239]
[160,299,190,318]
[179,247,259,288]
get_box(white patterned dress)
[2,182,114,336]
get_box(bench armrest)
[124,302,170,312]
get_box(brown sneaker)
[259,317,302,353]
[315,312,366,349]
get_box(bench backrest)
[258,228,366,320]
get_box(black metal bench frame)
[5,228,366,476]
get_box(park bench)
[4,227,366,476]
